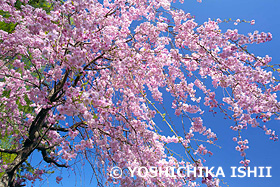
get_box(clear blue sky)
[31,0,280,186]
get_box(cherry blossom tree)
[0,0,279,186]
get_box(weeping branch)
[37,146,67,168]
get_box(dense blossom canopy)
[0,0,279,186]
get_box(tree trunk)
[0,108,50,187]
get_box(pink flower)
[250,20,255,25]
[56,176,63,184]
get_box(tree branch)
[37,146,67,168]
[0,148,18,154]
[43,121,86,132]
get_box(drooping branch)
[37,146,67,168]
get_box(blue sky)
[31,0,280,186]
